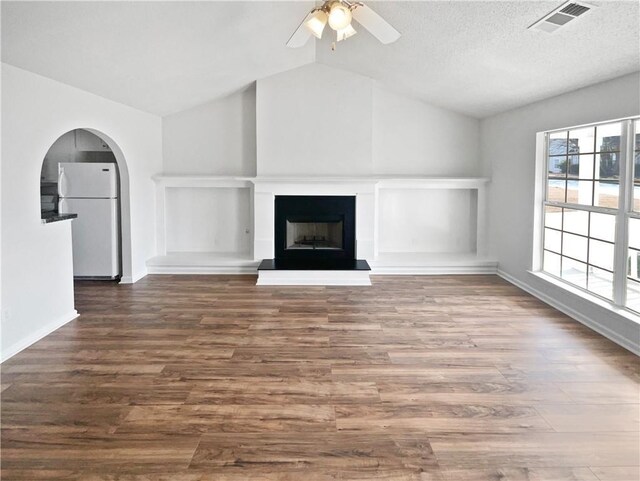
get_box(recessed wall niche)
[165,187,252,255]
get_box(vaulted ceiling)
[2,1,639,118]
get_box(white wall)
[482,71,640,353]
[373,86,480,176]
[378,189,476,253]
[165,187,252,254]
[163,86,256,176]
[1,63,162,360]
[161,63,481,179]
[256,63,373,177]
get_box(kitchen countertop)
[41,212,78,224]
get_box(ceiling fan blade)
[351,4,400,44]
[286,12,314,48]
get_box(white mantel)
[251,177,378,262]
[147,175,495,275]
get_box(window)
[627,120,640,312]
[540,117,640,314]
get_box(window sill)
[528,270,640,325]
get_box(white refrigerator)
[58,162,120,279]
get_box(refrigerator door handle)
[58,167,67,197]
[59,197,68,214]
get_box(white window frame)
[532,116,640,315]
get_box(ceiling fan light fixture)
[286,0,400,49]
[328,2,352,31]
[336,23,357,42]
[305,9,328,39]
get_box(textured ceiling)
[0,1,316,116]
[2,1,639,118]
[318,1,640,117]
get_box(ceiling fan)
[287,1,400,48]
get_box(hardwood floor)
[1,274,639,480]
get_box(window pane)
[544,228,561,253]
[626,279,640,313]
[597,152,620,180]
[566,180,593,206]
[565,154,593,179]
[596,122,621,153]
[569,126,595,154]
[544,205,563,229]
[563,232,588,262]
[547,178,566,203]
[590,212,616,242]
[588,266,613,300]
[568,154,594,179]
[628,248,640,282]
[627,248,640,315]
[562,258,587,288]
[543,250,561,277]
[594,180,619,209]
[589,239,614,271]
[548,155,567,178]
[549,131,568,156]
[634,177,640,212]
[629,218,640,251]
[563,209,588,236]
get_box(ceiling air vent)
[528,1,594,33]
[560,3,590,16]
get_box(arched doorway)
[40,128,133,283]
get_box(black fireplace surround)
[275,195,356,261]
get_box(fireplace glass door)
[286,218,343,251]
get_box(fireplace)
[275,195,355,261]
[257,192,370,284]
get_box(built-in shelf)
[147,252,258,274]
[152,175,252,188]
[150,175,493,276]
[370,252,497,274]
[152,174,490,187]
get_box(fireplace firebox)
[275,196,355,261]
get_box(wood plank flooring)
[1,274,639,480]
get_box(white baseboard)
[148,265,259,275]
[498,269,640,356]
[1,310,79,363]
[372,266,497,275]
[120,269,147,284]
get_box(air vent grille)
[528,1,594,34]
[560,3,590,16]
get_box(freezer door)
[59,198,120,278]
[59,162,118,199]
